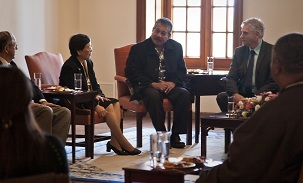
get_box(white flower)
[238,101,244,110]
[256,95,262,102]
[264,96,271,101]
[255,104,261,111]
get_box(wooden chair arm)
[114,75,127,83]
[114,75,134,95]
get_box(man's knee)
[32,105,53,118]
[216,92,228,112]
[32,105,53,132]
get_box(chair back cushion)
[25,52,64,85]
[114,44,135,77]
[114,44,135,98]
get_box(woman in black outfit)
[59,34,140,155]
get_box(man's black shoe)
[170,133,185,148]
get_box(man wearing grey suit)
[0,31,70,143]
[216,17,279,112]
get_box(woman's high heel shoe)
[122,148,141,155]
[106,141,128,155]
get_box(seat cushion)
[119,96,173,112]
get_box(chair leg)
[167,111,172,131]
[136,112,144,147]
[186,109,193,145]
[85,125,91,157]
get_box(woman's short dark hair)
[69,34,91,56]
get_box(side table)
[200,113,247,157]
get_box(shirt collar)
[251,40,262,55]
[0,56,11,66]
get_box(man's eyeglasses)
[8,43,18,49]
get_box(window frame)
[136,0,243,70]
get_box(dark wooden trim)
[136,0,146,42]
[233,0,243,49]
[162,0,172,18]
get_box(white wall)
[1,0,303,112]
[244,0,303,44]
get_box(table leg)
[90,99,95,159]
[201,126,207,157]
[70,99,76,163]
[195,95,200,143]
[224,129,231,153]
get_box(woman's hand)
[95,95,110,102]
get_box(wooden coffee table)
[123,161,202,183]
[200,113,247,157]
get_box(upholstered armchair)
[25,52,111,158]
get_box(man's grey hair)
[241,17,265,38]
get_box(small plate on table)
[163,161,196,169]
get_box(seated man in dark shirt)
[125,18,191,148]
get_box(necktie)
[244,50,255,96]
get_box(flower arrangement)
[235,91,277,118]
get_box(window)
[136,0,243,70]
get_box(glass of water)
[207,57,214,75]
[157,131,171,161]
[74,73,82,91]
[34,72,42,90]
[227,96,236,118]
[150,133,162,167]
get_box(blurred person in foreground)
[125,17,191,148]
[59,33,140,155]
[0,31,71,144]
[196,32,303,182]
[216,17,279,112]
[0,31,70,143]
[0,67,68,179]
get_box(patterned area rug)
[67,127,227,183]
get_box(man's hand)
[151,81,175,93]
[30,101,59,107]
[163,81,175,93]
[42,101,59,107]
[233,93,245,103]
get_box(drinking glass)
[157,131,171,161]
[150,133,161,167]
[74,73,82,91]
[34,72,42,90]
[227,96,236,118]
[207,57,214,75]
